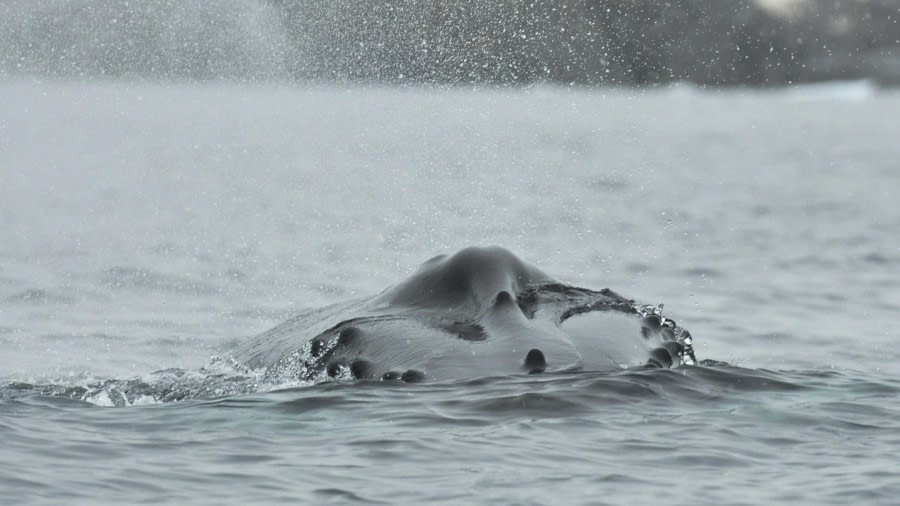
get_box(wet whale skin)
[233,246,693,382]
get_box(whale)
[232,246,697,383]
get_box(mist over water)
[0,0,289,80]
[2,0,899,85]
[2,1,900,504]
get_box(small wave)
[3,288,74,304]
[6,361,885,414]
[5,348,897,421]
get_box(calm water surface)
[1,80,899,504]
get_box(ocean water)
[1,79,899,504]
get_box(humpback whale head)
[236,246,695,383]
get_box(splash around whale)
[233,246,697,384]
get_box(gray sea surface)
[1,79,899,504]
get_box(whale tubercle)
[524,348,547,374]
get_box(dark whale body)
[234,246,696,383]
